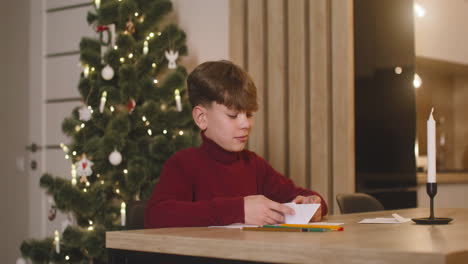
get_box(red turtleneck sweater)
[144,134,328,228]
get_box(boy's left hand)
[291,195,322,222]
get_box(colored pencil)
[279,224,344,231]
[244,226,330,232]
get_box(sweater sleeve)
[144,154,245,228]
[256,155,329,216]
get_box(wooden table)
[106,208,468,264]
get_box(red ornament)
[127,98,136,113]
[48,206,57,221]
[96,25,109,33]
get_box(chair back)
[336,193,384,214]
[126,200,148,229]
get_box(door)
[26,0,95,248]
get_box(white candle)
[427,107,436,183]
[121,202,126,226]
[175,89,182,112]
[54,230,60,253]
[99,91,107,113]
[143,40,149,55]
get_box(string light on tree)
[83,65,90,78]
[88,220,94,231]
[60,143,69,153]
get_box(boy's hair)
[187,60,258,112]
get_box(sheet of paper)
[309,222,344,227]
[209,203,321,228]
[284,203,321,224]
[359,213,410,224]
[209,223,259,228]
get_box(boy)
[145,60,328,228]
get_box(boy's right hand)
[244,195,295,225]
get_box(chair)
[125,200,148,229]
[336,193,384,214]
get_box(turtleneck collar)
[200,132,241,164]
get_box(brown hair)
[187,60,258,112]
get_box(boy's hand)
[291,195,323,222]
[244,195,295,225]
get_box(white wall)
[172,0,230,71]
[2,0,31,263]
[415,0,468,64]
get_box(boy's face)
[194,102,254,152]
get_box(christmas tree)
[20,0,196,263]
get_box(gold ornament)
[125,18,135,35]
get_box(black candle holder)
[412,183,453,225]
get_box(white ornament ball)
[109,150,122,166]
[16,258,27,264]
[101,64,115,80]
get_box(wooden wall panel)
[229,0,246,68]
[247,0,266,158]
[287,0,307,187]
[309,0,331,202]
[229,0,354,213]
[331,0,355,211]
[453,77,468,169]
[267,0,287,174]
